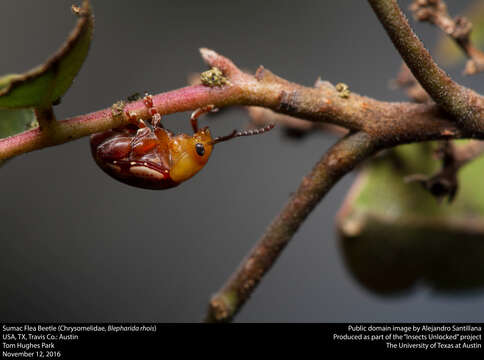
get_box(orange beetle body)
[90,95,273,190]
[91,125,214,190]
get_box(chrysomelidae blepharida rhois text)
[90,94,274,189]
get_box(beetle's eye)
[195,143,205,156]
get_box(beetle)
[90,94,274,189]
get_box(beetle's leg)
[151,113,162,130]
[93,110,152,161]
[142,93,173,169]
[125,109,148,128]
[125,102,158,156]
[190,105,217,133]
[130,126,159,156]
[143,94,172,142]
[143,94,164,129]
[152,127,172,170]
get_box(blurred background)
[1,0,483,322]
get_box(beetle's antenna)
[191,105,218,133]
[212,124,275,144]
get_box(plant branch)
[34,106,56,132]
[394,63,431,103]
[410,0,484,75]
[247,106,346,137]
[205,131,378,322]
[1,49,482,162]
[454,140,484,166]
[405,139,484,202]
[1,48,484,323]
[368,0,484,132]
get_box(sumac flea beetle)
[90,94,274,189]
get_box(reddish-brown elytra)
[90,94,274,189]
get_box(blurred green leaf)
[0,108,37,138]
[0,74,21,91]
[0,0,93,109]
[337,142,484,295]
[436,1,484,66]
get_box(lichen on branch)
[2,0,484,324]
[1,48,479,162]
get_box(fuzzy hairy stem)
[247,106,346,136]
[395,63,431,103]
[205,131,378,322]
[368,0,484,133]
[1,49,482,162]
[410,0,484,75]
[2,48,484,323]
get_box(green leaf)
[0,108,37,139]
[337,142,484,295]
[0,0,93,109]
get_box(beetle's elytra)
[90,94,274,189]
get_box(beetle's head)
[169,127,214,183]
[169,123,275,183]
